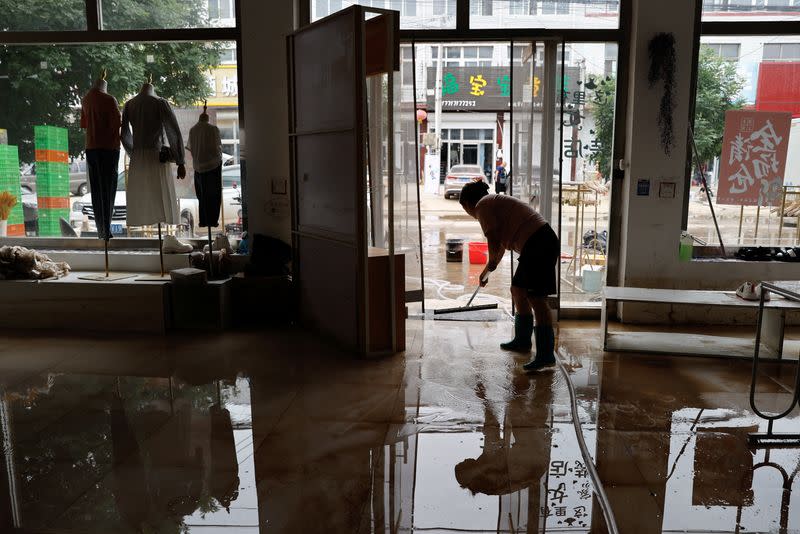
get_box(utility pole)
[434,43,443,157]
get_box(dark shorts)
[194,165,223,227]
[511,224,559,297]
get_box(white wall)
[618,0,800,323]
[240,0,295,244]
[619,0,698,290]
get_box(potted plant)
[0,191,17,237]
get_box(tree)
[0,0,221,163]
[693,45,746,165]
[587,76,616,182]
[590,46,745,181]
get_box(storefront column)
[239,0,296,243]
[617,0,698,289]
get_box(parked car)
[74,165,243,237]
[179,165,243,236]
[20,159,89,196]
[443,164,486,199]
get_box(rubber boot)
[523,325,556,371]
[500,314,533,352]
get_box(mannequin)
[121,76,191,275]
[80,68,121,278]
[186,100,223,277]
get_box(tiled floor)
[0,319,798,533]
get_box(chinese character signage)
[717,110,792,206]
[205,66,239,107]
[540,459,591,528]
[426,66,581,112]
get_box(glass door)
[509,40,618,309]
[462,143,479,164]
[405,39,617,311]
[509,40,561,307]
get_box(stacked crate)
[0,144,25,236]
[34,126,70,237]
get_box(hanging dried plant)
[648,33,677,156]
[0,191,17,220]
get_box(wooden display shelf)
[602,286,800,359]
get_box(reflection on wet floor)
[0,320,798,532]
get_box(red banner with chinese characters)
[717,110,792,206]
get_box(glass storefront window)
[311,0,457,29]
[0,0,87,31]
[100,0,236,30]
[687,35,800,248]
[702,0,800,22]
[469,0,619,29]
[0,41,242,240]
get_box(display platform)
[0,272,171,333]
[78,273,137,281]
[602,286,800,359]
[0,271,235,333]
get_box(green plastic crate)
[34,125,68,152]
[37,207,70,237]
[0,145,24,230]
[36,159,69,199]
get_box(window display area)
[0,3,296,334]
[686,35,800,254]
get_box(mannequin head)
[93,68,108,92]
[141,73,155,95]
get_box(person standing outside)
[459,180,560,371]
[494,160,508,195]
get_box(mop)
[433,278,499,315]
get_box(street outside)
[418,183,800,310]
[419,187,608,309]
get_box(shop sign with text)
[717,110,791,206]
[425,66,581,112]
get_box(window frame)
[0,0,243,251]
[682,10,800,243]
[306,1,623,38]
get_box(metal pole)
[208,225,214,279]
[778,186,786,242]
[510,38,515,316]
[557,39,565,316]
[796,210,800,242]
[411,40,426,313]
[388,69,397,353]
[593,188,598,264]
[158,222,164,276]
[689,125,725,256]
[755,204,761,242]
[434,44,443,166]
[104,238,109,277]
[738,205,744,244]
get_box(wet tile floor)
[0,319,798,533]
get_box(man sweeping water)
[459,180,560,371]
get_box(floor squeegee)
[433,276,499,315]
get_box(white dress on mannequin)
[121,84,185,226]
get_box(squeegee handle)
[465,275,488,308]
